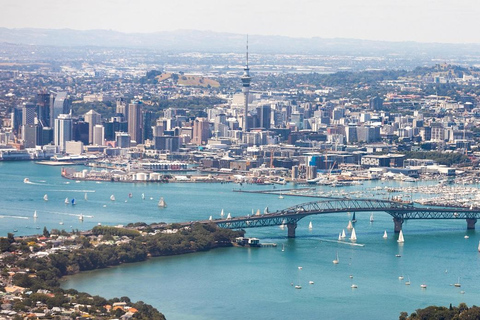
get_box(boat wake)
[0,215,29,220]
[49,189,96,193]
[320,239,365,247]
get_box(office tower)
[22,103,36,125]
[115,132,131,148]
[370,96,384,111]
[73,121,89,145]
[92,124,105,146]
[256,105,271,129]
[104,119,128,141]
[54,114,73,153]
[192,118,210,145]
[36,92,52,127]
[116,98,128,121]
[84,109,102,144]
[142,110,153,141]
[50,92,70,129]
[241,37,252,132]
[128,101,143,144]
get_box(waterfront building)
[115,132,131,148]
[54,114,73,153]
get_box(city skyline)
[2,0,480,44]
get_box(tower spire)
[246,34,249,69]
[241,35,252,133]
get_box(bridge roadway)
[199,198,480,238]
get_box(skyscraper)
[192,118,210,145]
[84,109,102,144]
[92,124,105,146]
[128,101,143,144]
[54,114,73,153]
[241,37,252,132]
[50,92,70,129]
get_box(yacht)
[158,197,167,208]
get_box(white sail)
[370,213,374,222]
[221,209,225,218]
[84,193,88,201]
[33,210,37,219]
[341,229,346,239]
[227,212,231,220]
[209,215,212,221]
[308,221,313,230]
[350,228,357,242]
[333,251,339,264]
[256,209,261,216]
[397,230,404,243]
[383,230,388,239]
[477,240,480,252]
[142,193,145,200]
[65,197,69,204]
[110,194,115,201]
[79,214,84,221]
[278,194,284,199]
[338,233,342,241]
[347,220,353,230]
[264,207,269,214]
[158,197,167,208]
[43,194,48,201]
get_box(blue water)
[1,162,479,319]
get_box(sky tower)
[241,36,251,132]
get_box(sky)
[2,0,480,44]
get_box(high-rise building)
[36,92,52,127]
[84,109,102,144]
[50,92,70,129]
[128,101,143,144]
[142,110,153,142]
[54,114,73,153]
[116,98,128,122]
[22,103,36,126]
[115,132,131,148]
[192,118,210,145]
[92,124,105,146]
[256,105,271,129]
[241,37,252,132]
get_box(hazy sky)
[2,0,480,43]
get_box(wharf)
[232,187,315,194]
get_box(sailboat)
[333,251,339,264]
[383,230,388,239]
[308,221,313,230]
[79,214,84,221]
[33,210,37,219]
[84,193,88,201]
[347,220,353,230]
[141,193,145,200]
[478,240,480,252]
[264,207,269,214]
[43,194,48,201]
[158,197,167,208]
[338,233,342,241]
[454,277,461,287]
[209,216,212,221]
[370,213,374,222]
[350,228,357,242]
[64,198,69,204]
[278,194,284,199]
[397,230,405,243]
[280,220,286,229]
[256,209,261,216]
[351,212,357,223]
[221,209,225,218]
[405,277,411,285]
[226,212,231,220]
[282,244,285,252]
[71,198,76,205]
[341,229,346,239]
[110,194,115,201]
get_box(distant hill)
[2,28,480,57]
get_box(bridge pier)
[467,218,477,230]
[393,217,404,233]
[287,222,297,238]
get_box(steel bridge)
[207,198,480,238]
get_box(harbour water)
[2,162,480,319]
